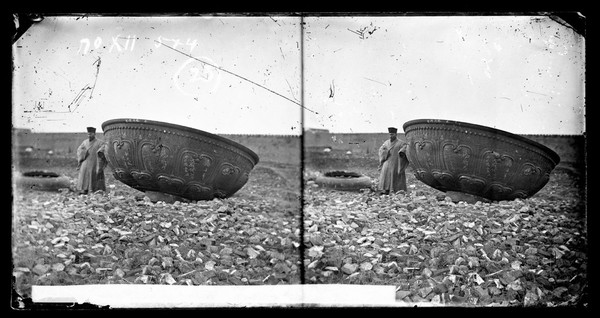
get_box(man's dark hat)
[87,127,96,133]
[388,127,398,133]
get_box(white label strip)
[32,284,398,308]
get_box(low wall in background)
[304,132,586,168]
[12,130,585,169]
[12,131,301,165]
[220,134,300,164]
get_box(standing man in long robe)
[76,127,108,194]
[377,127,410,195]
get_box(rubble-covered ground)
[12,157,302,302]
[303,150,588,307]
[12,150,588,308]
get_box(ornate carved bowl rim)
[101,118,260,165]
[402,119,560,166]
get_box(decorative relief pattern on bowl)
[102,119,259,201]
[403,119,560,201]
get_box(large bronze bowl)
[402,119,560,201]
[101,118,259,201]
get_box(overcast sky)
[303,15,585,135]
[12,14,585,135]
[12,15,303,135]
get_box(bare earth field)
[303,149,587,307]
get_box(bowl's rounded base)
[446,191,491,204]
[403,119,560,202]
[102,118,259,202]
